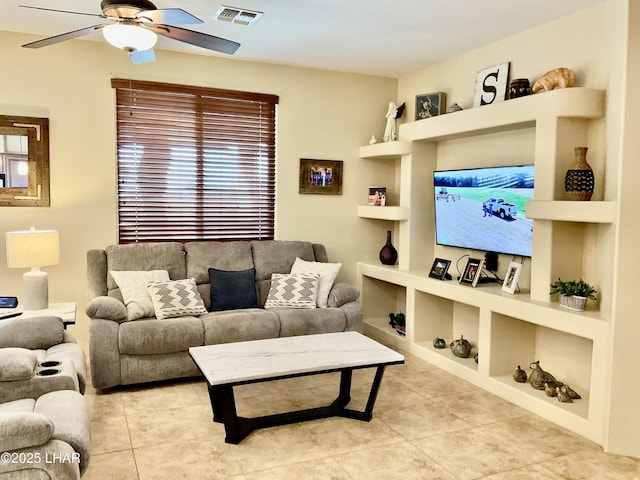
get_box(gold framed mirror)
[0,115,50,207]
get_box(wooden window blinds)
[111,79,278,243]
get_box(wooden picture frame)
[502,261,523,294]
[459,257,485,287]
[299,158,343,195]
[473,62,510,107]
[415,92,446,120]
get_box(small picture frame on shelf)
[428,258,452,280]
[501,261,523,294]
[415,92,446,120]
[368,187,386,206]
[459,257,484,287]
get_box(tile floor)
[83,349,640,480]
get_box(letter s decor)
[474,62,510,107]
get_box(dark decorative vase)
[564,147,594,201]
[379,230,398,265]
[509,78,531,99]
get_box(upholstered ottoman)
[0,390,91,479]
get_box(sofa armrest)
[0,348,37,382]
[327,283,360,308]
[85,296,128,323]
[0,412,54,452]
[89,319,122,389]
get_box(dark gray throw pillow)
[208,268,259,311]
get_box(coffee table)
[189,331,404,444]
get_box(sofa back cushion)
[0,316,64,350]
[184,241,255,310]
[105,242,186,301]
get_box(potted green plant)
[550,278,597,311]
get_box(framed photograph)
[502,261,523,294]
[299,158,343,195]
[459,257,485,287]
[368,186,386,206]
[415,92,446,120]
[473,62,510,107]
[429,258,452,280]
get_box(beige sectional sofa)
[86,240,362,389]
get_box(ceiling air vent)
[214,6,263,26]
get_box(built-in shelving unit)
[357,88,611,445]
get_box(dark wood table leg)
[339,365,386,421]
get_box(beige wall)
[0,30,397,348]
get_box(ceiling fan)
[20,0,241,64]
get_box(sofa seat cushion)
[118,317,204,355]
[276,308,347,337]
[201,309,280,344]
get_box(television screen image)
[433,164,534,257]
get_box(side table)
[0,302,76,329]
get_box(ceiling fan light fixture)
[103,23,157,51]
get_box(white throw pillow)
[147,278,208,320]
[264,273,320,310]
[290,257,341,308]
[110,270,170,320]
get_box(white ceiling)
[0,0,605,77]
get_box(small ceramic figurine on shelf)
[556,385,574,403]
[383,101,405,142]
[544,382,558,397]
[562,384,582,400]
[529,360,559,390]
[369,134,377,145]
[383,102,398,142]
[532,67,575,93]
[450,335,472,358]
[513,365,528,383]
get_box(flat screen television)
[433,164,534,257]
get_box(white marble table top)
[189,331,404,386]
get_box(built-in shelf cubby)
[357,87,611,445]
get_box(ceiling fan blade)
[150,24,240,55]
[22,25,106,49]
[20,5,105,18]
[130,48,156,64]
[138,8,202,25]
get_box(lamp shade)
[103,23,157,51]
[6,228,60,268]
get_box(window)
[111,79,278,243]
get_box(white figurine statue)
[383,102,398,142]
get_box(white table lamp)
[6,227,60,310]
